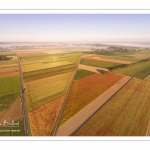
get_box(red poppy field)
[58,72,123,125]
[74,78,150,136]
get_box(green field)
[80,59,127,70]
[101,50,150,62]
[114,61,150,79]
[74,78,150,136]
[74,69,95,80]
[25,72,74,111]
[0,75,20,97]
[0,119,25,136]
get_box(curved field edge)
[74,78,150,136]
[58,72,123,126]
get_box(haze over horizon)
[0,14,150,43]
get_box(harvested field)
[78,64,109,73]
[74,78,150,136]
[114,61,150,79]
[58,73,123,125]
[56,76,131,136]
[28,95,65,136]
[0,97,22,124]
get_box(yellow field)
[24,72,74,111]
[21,61,73,73]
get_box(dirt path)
[55,76,132,136]
[78,64,109,73]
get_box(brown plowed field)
[0,70,18,75]
[0,98,22,124]
[83,56,134,64]
[28,95,65,136]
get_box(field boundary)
[55,76,132,136]
[51,55,81,136]
[17,54,31,136]
[78,64,109,73]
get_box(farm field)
[58,72,123,126]
[0,52,24,136]
[74,78,150,136]
[22,64,77,82]
[80,59,127,70]
[114,60,150,79]
[28,95,65,136]
[24,71,75,111]
[99,51,150,62]
[21,53,81,73]
[20,51,81,135]
[0,95,22,124]
[74,69,95,80]
[78,64,109,73]
[0,75,20,97]
[82,54,134,64]
[22,61,73,73]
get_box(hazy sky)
[0,14,150,42]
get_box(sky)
[0,14,150,43]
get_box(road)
[55,76,132,136]
[17,55,30,136]
[51,55,82,136]
[78,64,109,73]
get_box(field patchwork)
[58,72,123,125]
[114,61,150,79]
[74,78,150,136]
[24,72,75,111]
[80,59,127,70]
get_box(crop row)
[74,78,150,136]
